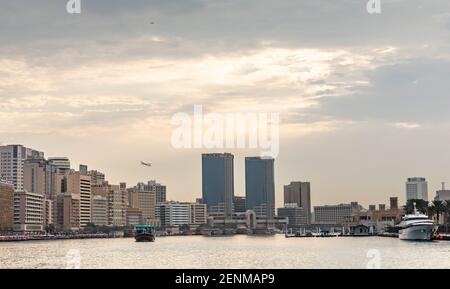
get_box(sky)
[1,0,450,208]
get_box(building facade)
[126,208,143,227]
[277,203,307,227]
[47,157,71,173]
[0,182,14,231]
[158,202,190,227]
[190,202,208,225]
[245,157,275,219]
[88,170,105,186]
[56,193,80,231]
[202,153,234,219]
[314,202,361,225]
[128,186,158,225]
[284,181,312,224]
[406,177,428,201]
[13,191,45,232]
[64,170,92,228]
[136,181,167,204]
[233,196,246,213]
[92,195,108,226]
[0,145,44,191]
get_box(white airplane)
[140,161,152,167]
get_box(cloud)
[393,122,421,129]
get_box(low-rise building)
[277,203,307,227]
[314,202,361,225]
[190,202,207,225]
[345,197,403,233]
[14,191,45,232]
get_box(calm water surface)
[1,235,449,269]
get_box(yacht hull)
[399,225,433,241]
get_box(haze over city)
[1,0,450,208]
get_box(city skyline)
[0,142,444,209]
[1,1,450,209]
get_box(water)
[0,235,449,269]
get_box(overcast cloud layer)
[1,0,450,207]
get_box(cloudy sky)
[1,0,450,208]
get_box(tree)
[429,200,446,224]
[403,199,428,215]
[45,224,56,234]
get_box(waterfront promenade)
[0,233,117,242]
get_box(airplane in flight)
[140,161,152,167]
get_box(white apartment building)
[14,191,45,232]
[0,145,44,191]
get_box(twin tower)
[201,153,275,220]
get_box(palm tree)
[429,200,446,225]
[443,201,450,232]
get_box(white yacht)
[397,203,435,241]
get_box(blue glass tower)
[245,157,275,219]
[202,153,234,218]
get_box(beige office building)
[0,182,14,231]
[64,170,92,228]
[92,181,126,227]
[190,202,207,225]
[14,191,45,232]
[88,170,106,186]
[57,193,80,231]
[284,182,312,224]
[92,195,108,226]
[129,187,157,225]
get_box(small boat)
[134,225,156,242]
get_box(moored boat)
[134,225,156,242]
[397,203,435,241]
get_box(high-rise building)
[63,170,92,228]
[233,196,246,213]
[277,203,307,227]
[108,184,126,227]
[92,181,126,227]
[202,153,234,218]
[140,181,166,204]
[135,181,166,204]
[406,177,428,201]
[43,198,53,229]
[23,158,60,200]
[245,157,275,219]
[13,191,44,232]
[56,193,80,231]
[47,157,71,173]
[91,195,108,226]
[129,184,158,225]
[88,170,105,186]
[0,182,14,231]
[284,181,312,224]
[0,145,44,190]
